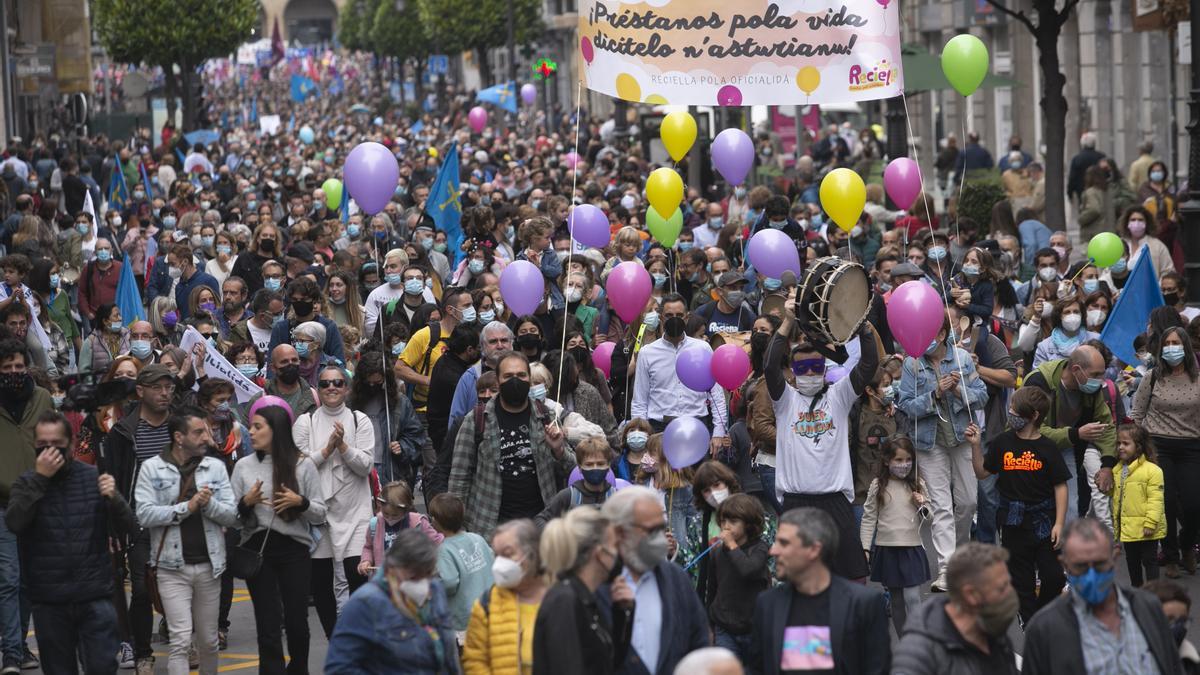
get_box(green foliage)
[371,0,432,61]
[338,0,370,52]
[93,0,257,69]
[416,0,543,55]
[957,176,1008,229]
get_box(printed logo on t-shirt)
[1003,451,1044,472]
[791,410,834,441]
[781,625,834,670]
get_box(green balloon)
[941,34,989,97]
[1088,232,1124,268]
[647,206,683,247]
[322,178,344,211]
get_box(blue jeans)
[975,474,999,544]
[713,626,753,662]
[0,509,22,664]
[756,464,782,515]
[32,598,120,675]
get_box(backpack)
[569,484,615,506]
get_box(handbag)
[229,512,275,580]
[144,531,168,615]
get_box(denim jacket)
[134,453,239,577]
[896,345,989,450]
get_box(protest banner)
[579,0,902,106]
[179,327,264,404]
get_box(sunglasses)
[791,358,826,376]
[318,379,346,389]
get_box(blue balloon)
[299,126,315,145]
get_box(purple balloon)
[468,106,487,133]
[675,344,715,392]
[521,83,537,105]
[344,142,399,216]
[499,260,545,317]
[568,204,611,248]
[711,128,755,186]
[568,467,617,486]
[884,158,923,211]
[605,261,652,323]
[663,416,711,470]
[249,395,295,424]
[747,229,802,279]
[887,280,946,357]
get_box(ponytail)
[540,508,610,581]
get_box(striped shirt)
[1073,586,1162,675]
[134,418,171,465]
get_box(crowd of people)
[0,49,1197,675]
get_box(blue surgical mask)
[216,245,232,256]
[925,338,940,356]
[130,340,153,360]
[163,215,177,228]
[678,241,694,252]
[392,341,407,356]
[468,259,485,275]
[708,217,723,229]
[96,249,112,263]
[768,219,787,230]
[961,264,980,276]
[652,273,667,289]
[237,363,260,377]
[386,272,404,287]
[264,278,282,292]
[1079,375,1103,394]
[928,246,947,262]
[110,321,123,333]
[763,277,782,291]
[479,309,496,323]
[295,341,310,358]
[642,311,660,330]
[1082,279,1099,294]
[459,306,477,323]
[403,278,424,295]
[626,431,649,449]
[528,383,547,401]
[49,274,59,288]
[1111,258,1128,274]
[202,236,215,248]
[879,388,895,405]
[76,222,89,235]
[347,224,361,238]
[1163,345,1186,366]
[421,237,433,251]
[1067,566,1116,606]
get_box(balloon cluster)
[675,344,751,393]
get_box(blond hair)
[540,507,610,580]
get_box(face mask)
[1086,308,1106,327]
[878,281,893,293]
[677,241,694,252]
[392,341,407,356]
[1008,411,1030,431]
[202,236,215,248]
[708,217,723,229]
[111,216,123,227]
[163,311,178,329]
[97,250,113,263]
[850,225,864,238]
[295,342,310,359]
[565,287,584,303]
[928,246,947,261]
[1165,292,1180,306]
[278,364,301,385]
[500,377,531,406]
[1163,345,1186,366]
[626,431,649,450]
[434,242,448,253]
[642,311,660,330]
[1051,246,1068,263]
[458,306,477,324]
[130,340,153,360]
[200,201,212,210]
[1061,313,1082,333]
[167,265,182,279]
[663,316,685,338]
[582,468,608,486]
[217,245,232,256]
[398,578,431,606]
[468,259,485,275]
[796,375,825,396]
[1172,617,1189,646]
[162,215,177,229]
[49,274,59,288]
[925,338,941,356]
[1067,566,1116,606]
[889,462,912,479]
[264,278,282,292]
[237,363,260,377]
[516,334,542,352]
[292,300,314,318]
[52,394,64,409]
[1151,170,1166,183]
[385,272,403,287]
[723,290,745,307]
[133,191,146,201]
[639,454,657,473]
[1082,279,1100,295]
[530,199,542,210]
[1040,301,1054,318]
[961,264,980,276]
[1111,258,1128,274]
[704,488,730,508]
[631,530,669,572]
[977,589,1020,637]
[479,309,496,323]
[763,277,782,291]
[109,321,123,333]
[0,373,26,399]
[768,219,787,230]
[1038,267,1057,282]
[1076,368,1103,394]
[343,223,361,239]
[190,234,204,248]
[491,556,524,589]
[76,222,89,235]
[878,388,895,405]
[528,383,547,401]
[374,230,388,242]
[1127,219,1147,237]
[652,273,667,289]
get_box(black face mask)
[750,331,771,354]
[516,334,543,352]
[277,364,301,385]
[664,316,686,338]
[291,300,314,318]
[0,372,27,399]
[1165,292,1180,306]
[569,346,590,366]
[499,377,531,407]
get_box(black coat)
[892,595,1018,675]
[746,575,890,675]
[533,575,625,675]
[595,560,709,675]
[426,352,471,451]
[5,461,136,603]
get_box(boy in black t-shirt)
[966,386,1070,622]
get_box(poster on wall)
[578,0,903,106]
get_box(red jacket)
[78,260,122,319]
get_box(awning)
[901,43,1020,94]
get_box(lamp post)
[1180,0,1200,300]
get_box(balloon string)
[375,230,394,484]
[555,79,583,411]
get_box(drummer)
[696,271,757,337]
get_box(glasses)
[792,359,826,376]
[1064,560,1115,576]
[318,379,346,389]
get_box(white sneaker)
[117,643,134,670]
[930,572,948,593]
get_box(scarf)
[1050,327,1083,353]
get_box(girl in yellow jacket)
[1110,424,1166,587]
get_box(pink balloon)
[676,344,715,392]
[581,37,594,64]
[746,229,801,279]
[887,280,946,356]
[568,467,617,486]
[564,151,581,169]
[499,260,545,317]
[249,395,295,424]
[711,129,755,186]
[568,204,609,248]
[468,106,487,133]
[883,158,923,211]
[593,341,616,378]
[605,262,652,323]
[711,344,752,390]
[717,85,742,106]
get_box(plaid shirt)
[448,398,575,540]
[1073,586,1162,675]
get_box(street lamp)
[1180,0,1200,300]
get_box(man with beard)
[892,543,1020,673]
[215,277,249,340]
[240,345,318,427]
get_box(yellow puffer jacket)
[463,586,538,675]
[1111,456,1166,543]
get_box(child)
[951,247,996,331]
[1142,580,1200,672]
[1110,424,1165,587]
[850,371,898,525]
[706,493,770,661]
[429,493,495,633]
[357,480,443,577]
[859,437,930,634]
[966,386,1070,622]
[534,436,617,527]
[614,418,652,482]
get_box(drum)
[59,265,80,286]
[797,256,871,345]
[709,330,752,354]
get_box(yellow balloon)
[819,168,867,233]
[644,94,669,105]
[796,66,821,95]
[646,168,684,217]
[660,111,697,162]
[616,73,642,102]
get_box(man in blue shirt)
[168,243,220,320]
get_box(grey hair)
[386,528,438,576]
[493,518,542,573]
[779,507,839,567]
[602,485,660,529]
[1062,516,1114,550]
[946,542,1009,604]
[672,647,741,675]
[480,320,514,349]
[294,320,327,345]
[371,212,393,230]
[1080,131,1097,149]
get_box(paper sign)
[179,326,263,404]
[579,0,903,106]
[259,114,281,136]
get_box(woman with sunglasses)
[294,364,377,639]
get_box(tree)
[371,0,433,105]
[417,0,543,86]
[94,0,257,131]
[983,0,1082,231]
[338,0,371,52]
